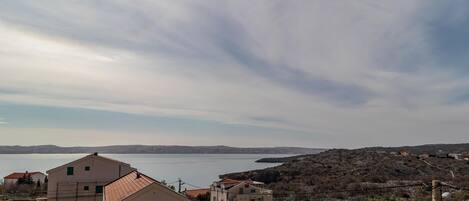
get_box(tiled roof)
[185,188,209,198]
[104,171,156,201]
[105,171,189,201]
[4,172,43,179]
[220,178,242,185]
[217,179,265,190]
[218,178,247,189]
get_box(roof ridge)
[104,170,138,187]
[47,153,130,174]
[105,171,189,201]
[135,171,158,183]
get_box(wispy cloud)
[1,0,469,147]
[0,117,7,125]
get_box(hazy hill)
[0,145,325,154]
[365,143,469,154]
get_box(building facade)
[46,153,135,201]
[210,179,273,201]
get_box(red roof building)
[185,188,210,200]
[4,172,43,180]
[104,171,189,201]
[211,179,272,201]
[3,171,47,190]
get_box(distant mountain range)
[0,145,325,154]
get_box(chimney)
[136,172,141,179]
[93,152,98,156]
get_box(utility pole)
[432,180,442,201]
[178,178,185,193]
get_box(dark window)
[251,189,256,193]
[239,187,244,194]
[84,186,89,191]
[85,166,90,171]
[67,167,74,175]
[96,185,103,193]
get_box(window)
[251,189,256,193]
[84,186,89,191]
[85,166,90,171]
[67,167,74,175]
[239,187,244,194]
[96,185,103,193]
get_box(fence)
[1,181,469,201]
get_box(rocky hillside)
[365,143,469,155]
[223,148,469,200]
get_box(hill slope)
[223,146,469,200]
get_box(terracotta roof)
[217,179,265,190]
[185,188,209,198]
[105,171,188,201]
[105,171,155,201]
[220,178,242,185]
[4,172,44,179]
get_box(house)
[185,188,210,201]
[104,171,189,201]
[448,153,463,160]
[417,154,430,159]
[436,153,449,158]
[3,171,46,190]
[399,150,410,157]
[210,179,273,201]
[46,153,135,201]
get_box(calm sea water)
[0,154,288,188]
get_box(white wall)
[47,155,134,201]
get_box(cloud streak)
[0,117,7,125]
[1,0,469,147]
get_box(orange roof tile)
[185,188,209,198]
[220,178,242,185]
[104,171,156,201]
[105,171,188,201]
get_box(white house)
[210,179,273,201]
[448,153,463,160]
[104,171,190,201]
[46,153,135,201]
[3,171,46,189]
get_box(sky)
[1,0,469,148]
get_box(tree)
[196,192,210,201]
[17,173,33,185]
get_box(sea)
[0,154,289,188]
